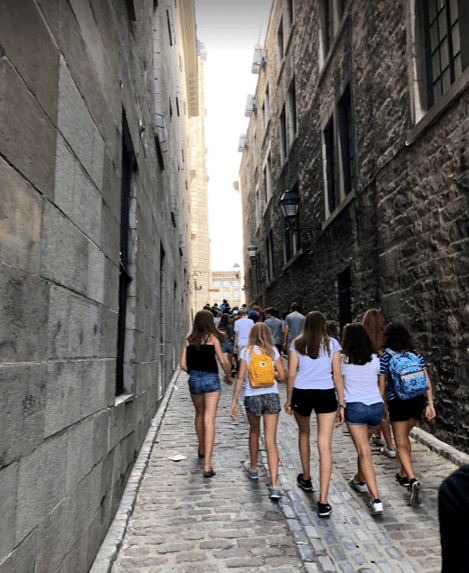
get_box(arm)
[378,374,386,400]
[332,352,345,427]
[234,330,238,352]
[424,369,436,421]
[231,359,247,419]
[282,324,289,348]
[212,337,232,383]
[284,351,298,414]
[179,342,188,372]
[274,356,286,382]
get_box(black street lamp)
[246,243,264,286]
[279,190,312,237]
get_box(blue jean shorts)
[345,401,384,427]
[188,370,221,397]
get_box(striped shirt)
[379,350,427,401]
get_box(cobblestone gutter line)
[89,368,181,573]
[411,427,469,468]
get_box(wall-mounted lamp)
[279,190,312,237]
[192,271,202,290]
[233,262,241,279]
[246,243,264,285]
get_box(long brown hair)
[340,323,374,365]
[187,310,226,347]
[246,323,276,360]
[362,308,384,355]
[218,313,230,332]
[294,311,331,359]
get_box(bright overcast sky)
[194,0,273,272]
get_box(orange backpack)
[247,346,275,388]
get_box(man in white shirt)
[234,309,254,357]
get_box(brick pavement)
[110,370,460,572]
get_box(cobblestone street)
[110,370,461,573]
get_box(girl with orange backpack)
[230,323,286,499]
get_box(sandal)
[203,468,216,478]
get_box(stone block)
[103,257,119,312]
[75,464,102,536]
[0,528,37,573]
[0,157,42,274]
[0,265,49,363]
[57,59,104,190]
[100,450,115,499]
[101,149,120,219]
[55,530,88,573]
[0,0,59,122]
[16,434,67,542]
[66,417,94,492]
[35,495,77,573]
[54,136,102,244]
[88,243,105,304]
[0,363,46,469]
[68,295,100,358]
[45,362,83,437]
[109,402,125,452]
[0,59,56,198]
[100,307,118,359]
[104,359,116,408]
[0,462,18,562]
[80,360,107,419]
[92,410,110,466]
[41,202,88,294]
[100,203,120,264]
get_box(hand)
[284,401,292,415]
[335,408,344,428]
[231,403,238,420]
[425,403,436,422]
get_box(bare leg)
[316,412,337,504]
[263,413,280,487]
[348,424,380,500]
[246,411,261,470]
[381,405,394,450]
[392,418,418,480]
[294,411,311,480]
[202,391,221,473]
[191,394,205,455]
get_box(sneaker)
[380,446,397,458]
[371,435,386,447]
[269,486,281,499]
[409,478,421,506]
[396,473,410,488]
[370,499,384,515]
[317,502,332,517]
[243,460,258,479]
[349,475,367,493]
[297,473,313,491]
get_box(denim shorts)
[188,370,221,397]
[345,401,384,427]
[244,393,281,417]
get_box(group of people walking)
[180,303,435,518]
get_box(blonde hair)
[246,323,276,360]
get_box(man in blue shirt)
[282,302,305,352]
[264,308,283,353]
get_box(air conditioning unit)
[238,134,248,152]
[252,45,267,74]
[244,94,257,117]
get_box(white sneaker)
[370,499,384,515]
[380,446,397,458]
[349,475,367,493]
[243,460,258,479]
[371,436,386,447]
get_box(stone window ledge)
[115,393,134,406]
[321,191,355,232]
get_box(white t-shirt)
[340,354,382,405]
[240,345,280,397]
[234,317,254,346]
[291,338,341,390]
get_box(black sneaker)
[409,478,421,506]
[297,473,312,491]
[318,502,332,517]
[396,473,410,488]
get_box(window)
[223,290,230,298]
[278,19,284,65]
[265,230,275,282]
[263,153,273,204]
[253,131,258,166]
[222,280,230,287]
[286,0,294,30]
[287,78,297,146]
[261,86,270,133]
[233,280,240,287]
[255,187,260,228]
[319,0,348,63]
[233,290,240,298]
[280,106,287,163]
[166,10,173,46]
[213,280,221,287]
[322,83,355,217]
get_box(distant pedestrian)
[264,307,284,353]
[333,323,385,515]
[250,301,264,322]
[378,323,436,505]
[282,302,305,353]
[234,309,254,355]
[249,310,259,323]
[362,309,396,458]
[231,323,286,499]
[439,464,469,572]
[218,313,235,375]
[285,311,343,517]
[180,310,232,478]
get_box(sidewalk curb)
[411,426,469,468]
[89,368,182,573]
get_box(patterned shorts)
[188,370,221,397]
[244,393,281,417]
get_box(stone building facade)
[238,0,469,452]
[0,0,198,571]
[209,271,245,309]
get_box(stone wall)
[238,0,469,451]
[0,1,193,571]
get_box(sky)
[193,0,273,272]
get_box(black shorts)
[291,387,338,417]
[388,395,426,423]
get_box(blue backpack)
[386,348,429,400]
